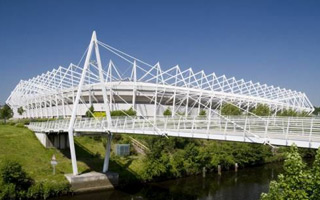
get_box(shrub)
[111,107,136,117]
[163,108,172,116]
[0,160,33,191]
[27,182,70,199]
[7,121,16,126]
[0,160,70,199]
[43,182,70,199]
[27,183,44,199]
[17,107,24,116]
[199,110,206,116]
[85,105,95,118]
[17,119,31,125]
[93,111,106,118]
[15,123,25,128]
[0,183,16,200]
[277,109,298,117]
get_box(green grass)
[74,136,145,184]
[0,125,144,185]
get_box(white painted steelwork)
[6,31,316,175]
[6,35,314,118]
[28,116,320,149]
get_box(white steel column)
[50,97,53,118]
[154,64,159,126]
[103,134,112,173]
[55,95,59,118]
[132,60,137,110]
[67,31,97,175]
[108,61,114,111]
[94,32,113,172]
[172,66,178,117]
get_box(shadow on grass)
[59,138,140,185]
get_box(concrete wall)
[35,132,69,149]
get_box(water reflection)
[56,162,283,200]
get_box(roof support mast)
[67,31,112,175]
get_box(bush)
[86,105,95,118]
[15,123,25,128]
[27,183,44,199]
[17,119,31,125]
[0,160,70,199]
[163,108,172,116]
[0,183,16,200]
[277,109,298,117]
[7,121,16,126]
[27,182,70,199]
[199,110,206,116]
[0,160,33,191]
[111,107,136,117]
[93,111,106,118]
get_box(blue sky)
[0,0,319,105]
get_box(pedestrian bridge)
[7,31,317,175]
[28,116,320,149]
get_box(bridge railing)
[28,116,320,143]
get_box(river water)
[57,162,283,200]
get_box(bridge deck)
[28,116,320,149]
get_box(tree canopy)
[261,145,320,200]
[0,105,13,123]
[251,104,271,116]
[163,108,172,116]
[221,103,242,115]
[17,107,24,116]
[85,105,95,118]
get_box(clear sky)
[0,0,319,106]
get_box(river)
[56,162,284,200]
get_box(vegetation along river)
[56,162,284,200]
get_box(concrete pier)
[65,172,119,193]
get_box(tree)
[277,109,298,117]
[199,110,206,116]
[17,107,24,116]
[0,104,13,124]
[310,148,320,200]
[261,145,311,200]
[312,106,320,116]
[125,107,136,116]
[85,105,94,118]
[221,103,241,115]
[251,104,271,116]
[163,108,172,116]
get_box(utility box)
[115,144,130,156]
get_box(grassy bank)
[0,125,144,186]
[0,125,72,184]
[0,124,316,198]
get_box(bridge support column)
[68,128,78,175]
[103,133,113,173]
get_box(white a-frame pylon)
[68,31,112,175]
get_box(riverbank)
[0,124,316,199]
[54,161,285,200]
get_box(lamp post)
[51,155,58,175]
